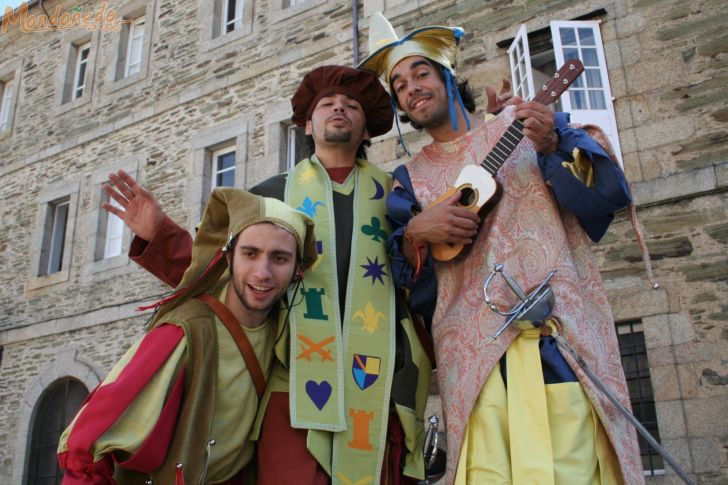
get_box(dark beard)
[323,129,352,143]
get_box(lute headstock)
[532,59,584,106]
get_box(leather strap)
[196,294,267,399]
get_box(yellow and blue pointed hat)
[358,11,464,84]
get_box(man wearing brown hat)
[101,66,432,484]
[58,189,316,484]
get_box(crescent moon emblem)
[370,177,384,200]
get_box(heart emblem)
[305,380,332,410]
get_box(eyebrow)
[238,245,295,258]
[390,59,433,85]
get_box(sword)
[484,263,695,484]
[552,329,695,485]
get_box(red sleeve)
[129,215,193,288]
[58,325,186,484]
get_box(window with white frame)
[222,0,244,33]
[39,197,71,276]
[72,42,91,100]
[0,79,14,133]
[100,196,124,260]
[506,20,622,164]
[283,0,306,8]
[286,124,307,172]
[211,146,236,189]
[124,17,146,77]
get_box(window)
[211,146,236,189]
[25,379,88,485]
[0,63,20,135]
[283,0,306,7]
[286,124,307,172]
[99,196,124,260]
[72,42,91,100]
[506,20,622,163]
[0,79,14,133]
[39,197,70,276]
[222,0,243,33]
[616,320,664,476]
[124,17,146,77]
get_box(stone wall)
[0,0,725,483]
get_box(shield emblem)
[352,354,380,390]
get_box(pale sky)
[1,1,26,14]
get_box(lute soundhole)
[457,186,478,208]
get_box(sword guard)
[483,264,557,340]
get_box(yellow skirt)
[454,328,622,485]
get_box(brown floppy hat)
[290,65,393,138]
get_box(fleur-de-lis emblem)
[353,301,385,334]
[297,197,325,218]
[361,217,388,242]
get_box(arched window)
[26,378,88,485]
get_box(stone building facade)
[0,0,725,483]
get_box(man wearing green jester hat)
[58,189,317,484]
[101,66,432,484]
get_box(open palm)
[102,170,165,242]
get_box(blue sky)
[1,1,25,13]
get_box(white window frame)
[124,17,146,78]
[507,25,535,102]
[102,198,124,259]
[550,20,623,165]
[287,124,307,172]
[211,146,236,190]
[222,0,244,33]
[507,21,623,166]
[0,79,14,132]
[28,181,80,290]
[283,0,306,8]
[72,42,91,101]
[45,198,71,276]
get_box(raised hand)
[102,170,165,242]
[485,78,520,115]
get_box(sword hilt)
[483,264,557,340]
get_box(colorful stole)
[285,156,396,484]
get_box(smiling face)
[226,222,298,327]
[305,92,369,148]
[390,56,450,130]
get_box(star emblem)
[360,256,387,286]
[297,165,318,184]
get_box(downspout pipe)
[352,0,359,65]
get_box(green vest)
[115,296,220,484]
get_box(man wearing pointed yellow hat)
[58,189,317,484]
[98,65,432,484]
[359,11,642,485]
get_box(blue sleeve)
[537,112,632,242]
[386,165,437,325]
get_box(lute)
[429,59,585,261]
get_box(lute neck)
[480,118,525,176]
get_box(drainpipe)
[352,0,359,65]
